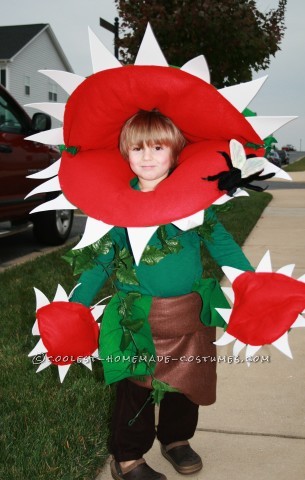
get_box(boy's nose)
[143,146,152,161]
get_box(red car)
[282,144,296,152]
[0,85,73,244]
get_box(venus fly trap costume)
[26,23,305,479]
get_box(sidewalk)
[95,172,305,480]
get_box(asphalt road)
[1,152,304,270]
[0,214,86,270]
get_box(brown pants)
[109,379,199,462]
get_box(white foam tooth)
[172,210,204,231]
[298,274,305,283]
[218,76,268,112]
[30,194,76,214]
[92,295,112,308]
[233,188,249,197]
[272,332,293,359]
[135,23,168,66]
[181,55,210,83]
[36,356,52,372]
[25,127,64,145]
[260,159,292,181]
[68,283,81,299]
[246,344,261,359]
[276,264,295,277]
[91,305,106,321]
[34,287,50,311]
[25,176,61,199]
[256,250,272,272]
[28,338,48,357]
[24,103,65,122]
[58,364,71,383]
[27,159,61,179]
[127,225,159,265]
[39,70,85,95]
[221,287,235,303]
[81,357,93,371]
[291,315,305,328]
[215,308,232,324]
[273,168,293,181]
[88,27,122,73]
[73,217,113,250]
[92,348,99,358]
[214,331,236,346]
[212,194,233,205]
[53,284,69,302]
[222,266,244,284]
[233,340,246,356]
[32,320,40,336]
[246,116,297,139]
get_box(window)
[24,76,30,95]
[48,83,57,102]
[0,91,23,133]
[0,68,6,88]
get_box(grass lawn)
[0,190,272,480]
[284,156,305,172]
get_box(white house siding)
[9,28,72,128]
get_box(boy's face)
[128,142,173,188]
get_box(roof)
[0,24,48,59]
[0,24,73,71]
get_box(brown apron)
[130,292,216,405]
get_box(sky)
[1,0,304,150]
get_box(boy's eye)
[154,145,163,151]
[130,146,141,151]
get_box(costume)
[26,25,305,405]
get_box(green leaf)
[120,330,133,351]
[141,245,166,265]
[121,317,145,332]
[151,379,180,405]
[116,263,139,286]
[163,237,183,254]
[196,219,216,242]
[62,234,113,275]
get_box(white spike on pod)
[88,27,122,73]
[30,194,77,214]
[181,55,210,83]
[39,70,85,95]
[25,176,61,199]
[73,217,113,250]
[218,76,268,112]
[135,23,168,66]
[24,103,65,122]
[127,225,159,265]
[26,127,64,145]
[27,159,61,180]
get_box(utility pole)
[99,17,119,59]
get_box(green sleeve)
[70,228,125,306]
[203,208,254,271]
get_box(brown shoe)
[161,441,203,474]
[110,458,167,480]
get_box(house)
[0,24,73,126]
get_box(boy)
[71,109,253,480]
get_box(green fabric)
[99,293,155,384]
[193,278,229,328]
[69,184,254,385]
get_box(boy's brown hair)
[119,109,187,167]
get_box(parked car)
[277,149,289,165]
[266,149,281,168]
[282,144,296,151]
[0,84,73,245]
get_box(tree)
[114,0,287,88]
